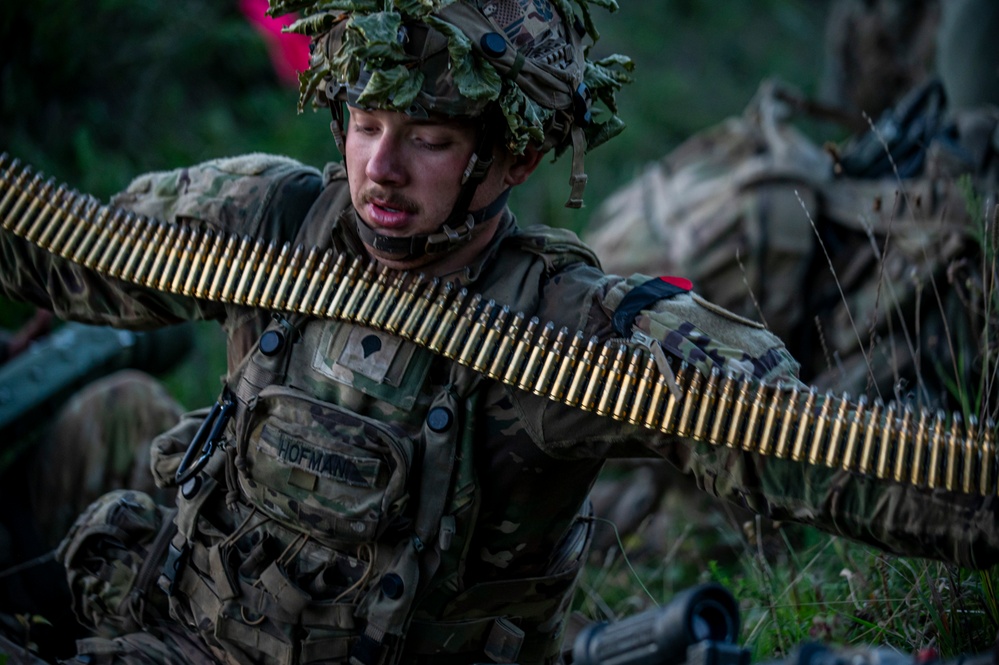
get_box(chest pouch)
[227,317,416,547]
[238,383,414,545]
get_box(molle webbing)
[2,153,996,498]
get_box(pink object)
[240,0,311,86]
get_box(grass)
[578,514,999,660]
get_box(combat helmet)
[268,0,632,259]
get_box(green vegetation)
[3,0,997,660]
[579,517,999,659]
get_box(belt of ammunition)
[2,153,996,497]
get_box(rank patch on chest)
[339,327,404,383]
[313,323,415,385]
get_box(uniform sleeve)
[513,266,999,570]
[0,153,321,329]
[0,224,215,328]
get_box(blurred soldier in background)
[0,312,189,661]
[584,0,999,559]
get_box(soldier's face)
[344,106,522,271]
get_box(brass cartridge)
[3,173,43,234]
[824,393,851,468]
[429,286,468,353]
[893,406,914,484]
[112,215,148,280]
[271,244,304,310]
[595,344,627,417]
[659,363,691,435]
[326,257,362,318]
[35,187,77,250]
[473,305,511,374]
[840,395,867,471]
[26,183,69,243]
[945,414,962,493]
[442,293,482,359]
[581,341,614,412]
[613,348,644,422]
[675,368,704,438]
[501,316,539,387]
[756,382,784,456]
[458,299,496,367]
[533,326,569,397]
[369,269,406,330]
[169,227,199,294]
[192,231,224,299]
[725,376,751,449]
[708,372,735,445]
[740,381,769,452]
[386,272,424,333]
[46,194,91,255]
[565,335,598,408]
[981,423,995,496]
[963,415,980,495]
[909,409,930,487]
[773,385,802,459]
[219,236,251,302]
[691,367,720,440]
[401,277,441,340]
[807,392,834,466]
[876,402,898,481]
[926,411,945,489]
[231,237,261,303]
[858,399,883,475]
[789,388,817,461]
[486,311,524,380]
[627,354,657,426]
[301,250,333,313]
[343,261,376,321]
[356,264,391,325]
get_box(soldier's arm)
[0,224,209,328]
[527,269,999,570]
[0,153,321,329]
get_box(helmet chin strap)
[353,186,510,260]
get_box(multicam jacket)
[2,153,998,665]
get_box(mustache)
[361,187,420,214]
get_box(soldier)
[1,1,999,664]
[584,0,999,564]
[0,311,187,661]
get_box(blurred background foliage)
[1,0,835,404]
[1,0,834,226]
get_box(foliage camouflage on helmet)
[267,0,633,159]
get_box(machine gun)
[568,583,994,665]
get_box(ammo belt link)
[2,153,996,498]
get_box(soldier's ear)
[503,145,543,187]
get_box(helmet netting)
[269,0,632,158]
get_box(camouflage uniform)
[31,369,182,547]
[1,346,183,662]
[585,0,999,559]
[3,150,999,664]
[585,77,999,407]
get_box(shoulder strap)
[505,224,601,273]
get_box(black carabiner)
[175,389,235,485]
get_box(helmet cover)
[268,0,633,176]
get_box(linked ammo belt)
[1,153,995,497]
